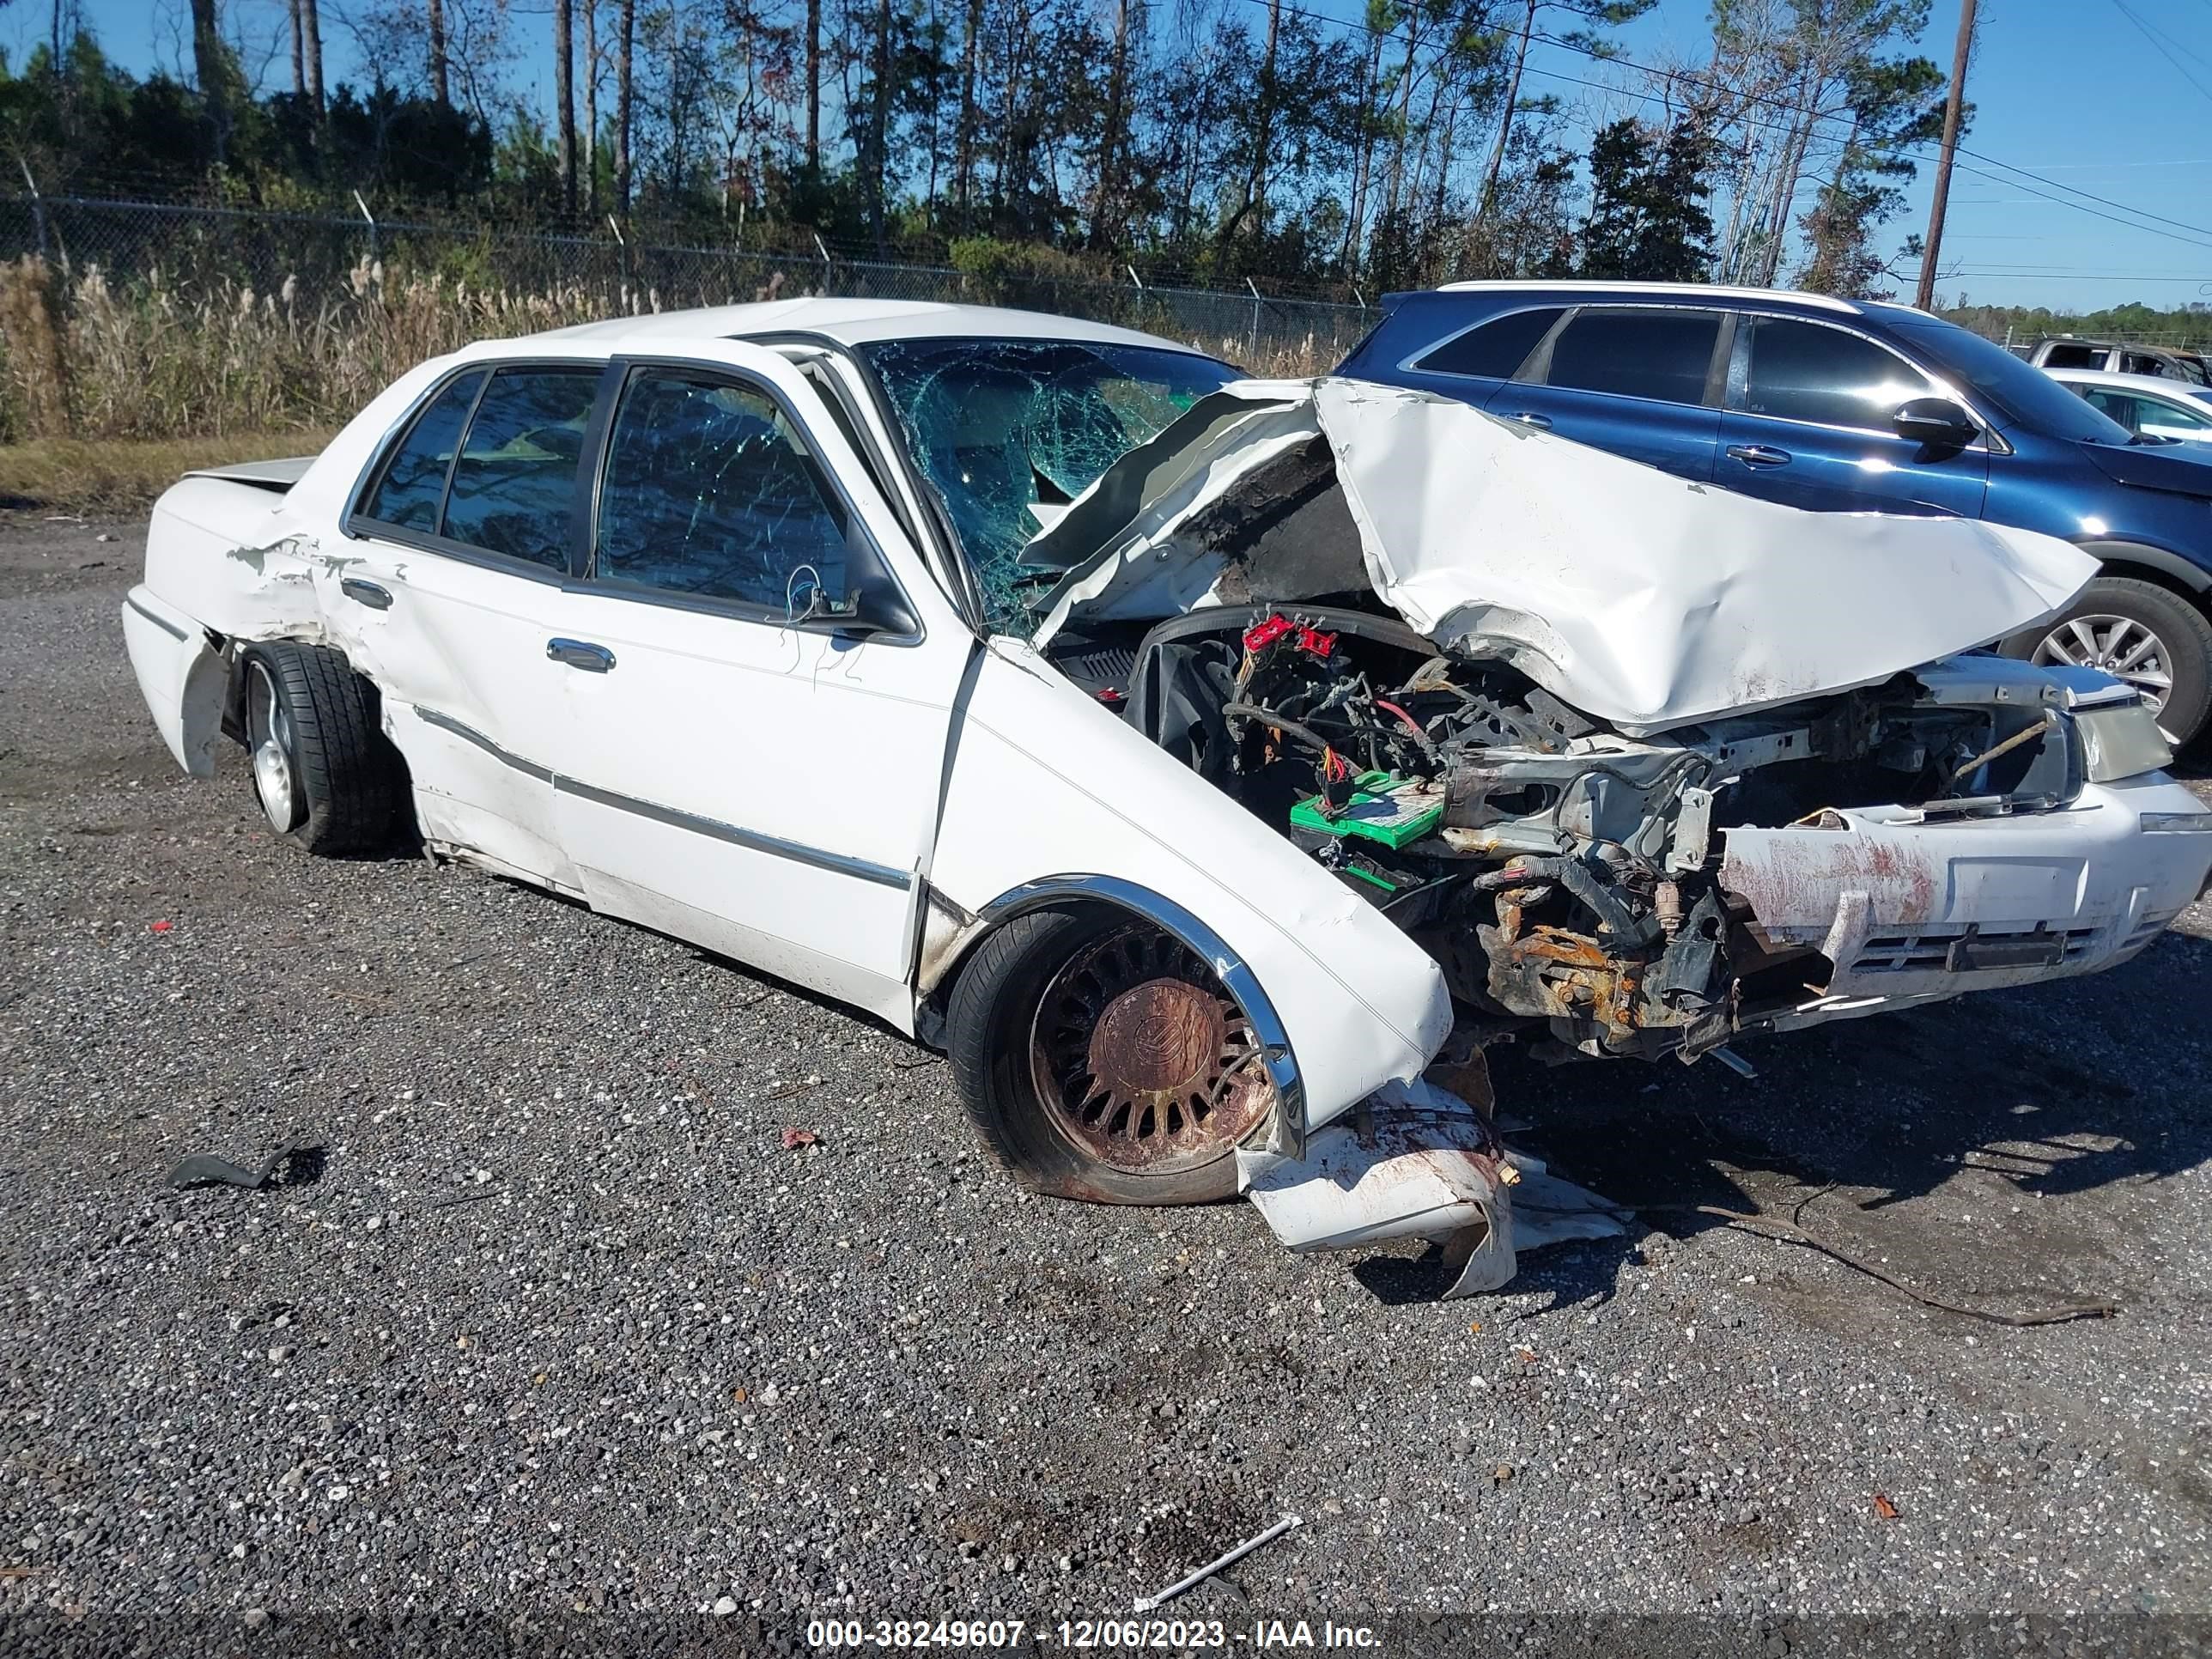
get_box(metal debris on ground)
[1132,1512,1300,1613]
[165,1133,323,1191]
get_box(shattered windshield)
[861,337,1238,633]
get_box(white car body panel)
[1031,378,2100,734]
[925,639,1453,1131]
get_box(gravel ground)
[4,514,2212,1648]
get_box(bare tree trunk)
[555,0,577,214]
[428,0,450,107]
[301,0,325,115]
[955,0,981,210]
[1478,0,1535,221]
[1341,27,1383,273]
[1091,0,1133,247]
[189,0,230,166]
[289,0,307,98]
[582,0,599,210]
[805,0,823,173]
[869,0,892,249]
[615,0,635,214]
[1382,17,1420,227]
[1215,0,1279,251]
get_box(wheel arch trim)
[2075,539,2212,597]
[963,874,1307,1158]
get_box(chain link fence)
[0,191,1380,368]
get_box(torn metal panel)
[1032,379,2099,734]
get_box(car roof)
[2042,365,2212,399]
[1424,279,1937,321]
[533,296,1206,356]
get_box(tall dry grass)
[0,255,1342,449]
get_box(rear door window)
[362,370,484,532]
[1412,307,1565,379]
[593,371,854,613]
[441,367,602,570]
[1736,317,1936,431]
[1545,308,1722,404]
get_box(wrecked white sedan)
[124,300,2212,1261]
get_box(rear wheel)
[240,641,406,854]
[2012,575,2212,746]
[946,908,1278,1204]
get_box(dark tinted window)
[364,371,483,531]
[1413,307,1564,379]
[595,373,853,611]
[1546,308,1721,404]
[2039,343,2101,369]
[442,368,600,569]
[1738,318,1933,429]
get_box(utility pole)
[1916,0,1978,311]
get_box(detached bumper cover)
[1720,774,2212,1026]
[1237,1079,1625,1297]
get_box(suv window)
[1412,307,1565,379]
[2085,387,2210,436]
[441,368,601,569]
[1546,308,1720,404]
[1737,317,1935,431]
[362,370,484,532]
[2038,343,2101,369]
[594,372,854,611]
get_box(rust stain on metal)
[1722,835,1942,928]
[1090,980,1224,1097]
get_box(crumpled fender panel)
[926,640,1454,1139]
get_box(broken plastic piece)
[166,1133,324,1191]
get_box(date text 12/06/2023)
[804,1619,1384,1649]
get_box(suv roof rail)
[1430,278,1871,316]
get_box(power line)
[2108,0,2212,101]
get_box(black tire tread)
[245,641,406,854]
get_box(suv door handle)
[547,638,617,672]
[1505,410,1553,429]
[1725,443,1792,468]
[339,578,392,610]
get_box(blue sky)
[28,0,2212,314]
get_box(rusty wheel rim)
[1029,925,1275,1175]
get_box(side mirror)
[791,580,918,640]
[1893,396,1978,451]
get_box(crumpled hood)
[2079,435,2212,498]
[1026,378,2099,734]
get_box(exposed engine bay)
[1017,379,2160,1066]
[1048,599,2084,1062]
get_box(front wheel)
[945,908,1279,1204]
[2008,575,2212,747]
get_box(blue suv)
[1337,282,2212,744]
